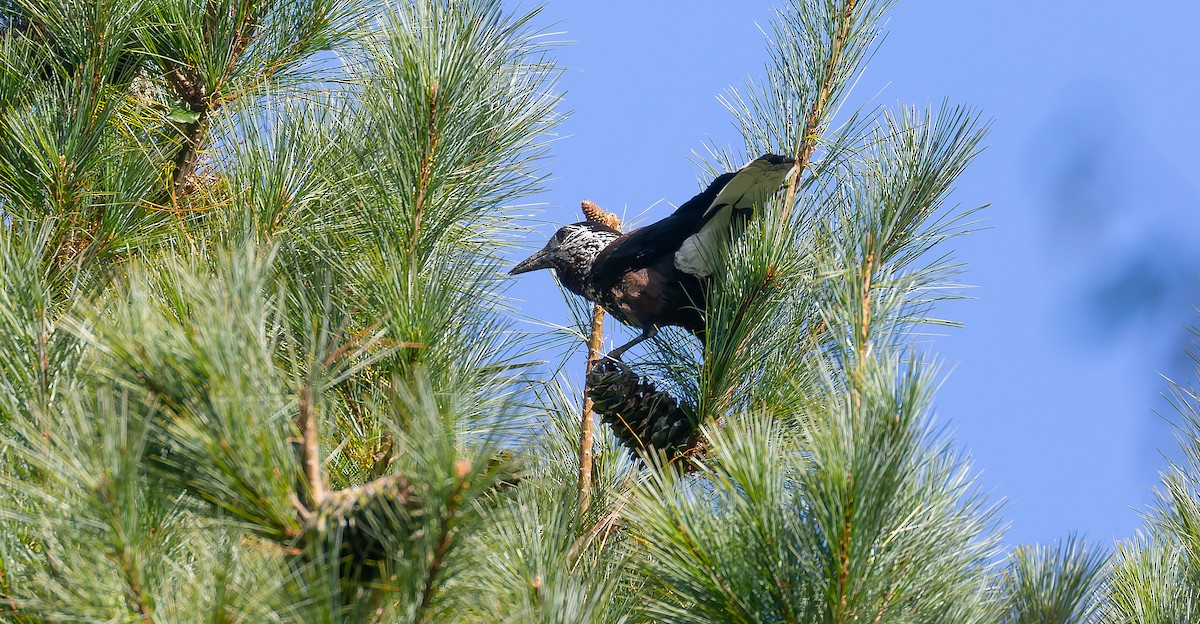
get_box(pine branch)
[578,302,605,516]
[781,0,859,222]
[97,475,156,624]
[416,459,472,624]
[410,79,442,257]
[858,237,873,362]
[578,199,620,517]
[1,0,565,618]
[1000,535,1106,624]
[854,233,874,413]
[169,114,209,193]
[163,64,213,197]
[835,470,854,623]
[297,384,324,508]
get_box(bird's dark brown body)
[589,237,706,337]
[510,154,796,359]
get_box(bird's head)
[509,221,621,295]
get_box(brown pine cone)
[586,360,698,459]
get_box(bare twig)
[578,200,620,517]
[853,235,873,414]
[297,385,323,507]
[579,304,606,515]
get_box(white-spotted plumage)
[508,221,620,298]
[552,223,619,292]
[509,153,795,361]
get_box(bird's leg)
[604,325,659,367]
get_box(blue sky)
[506,0,1200,548]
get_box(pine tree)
[1099,331,1200,623]
[0,0,1143,622]
[0,0,566,619]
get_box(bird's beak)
[509,246,554,275]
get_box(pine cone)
[586,360,698,458]
[581,199,621,230]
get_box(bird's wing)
[673,154,796,277]
[587,172,737,290]
[587,155,795,290]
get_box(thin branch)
[369,433,394,479]
[854,234,874,413]
[578,199,620,517]
[859,244,873,359]
[416,459,471,623]
[781,0,858,223]
[835,470,854,623]
[97,476,156,624]
[578,303,605,516]
[297,385,323,507]
[317,471,414,510]
[838,237,872,624]
[411,79,442,256]
[164,3,264,198]
[163,64,212,197]
[170,115,209,193]
[567,490,630,564]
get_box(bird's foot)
[603,327,656,367]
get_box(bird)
[510,154,797,361]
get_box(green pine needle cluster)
[0,0,1197,622]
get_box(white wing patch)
[673,208,732,277]
[674,156,796,278]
